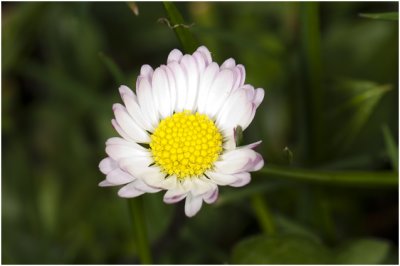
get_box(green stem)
[163,2,198,54]
[299,2,324,164]
[128,198,152,264]
[251,194,276,236]
[256,165,398,187]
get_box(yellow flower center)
[150,111,223,179]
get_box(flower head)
[99,46,264,217]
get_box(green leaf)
[335,238,391,264]
[328,79,391,151]
[251,194,276,235]
[382,124,398,172]
[231,235,330,264]
[274,215,321,243]
[234,126,243,147]
[359,12,398,21]
[162,2,198,53]
[98,52,126,85]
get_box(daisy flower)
[99,46,264,217]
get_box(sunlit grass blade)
[381,124,398,172]
[99,52,126,85]
[256,165,398,187]
[359,12,398,21]
[162,2,198,53]
[126,2,139,16]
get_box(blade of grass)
[299,2,324,164]
[381,124,398,172]
[359,12,398,21]
[251,194,276,236]
[128,198,152,264]
[256,166,398,187]
[162,2,198,53]
[99,52,125,85]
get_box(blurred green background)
[2,1,398,264]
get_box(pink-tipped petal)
[99,157,117,175]
[230,172,251,187]
[253,88,265,108]
[106,167,135,185]
[196,46,212,65]
[167,49,183,63]
[164,187,187,204]
[184,193,203,217]
[203,187,219,204]
[206,171,238,186]
[118,182,145,198]
[221,58,236,69]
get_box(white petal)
[105,137,148,161]
[181,177,195,192]
[192,51,207,74]
[180,55,199,110]
[241,140,262,150]
[162,65,177,115]
[128,165,166,188]
[111,119,136,142]
[106,167,135,185]
[99,157,117,175]
[122,96,153,132]
[221,58,235,69]
[167,49,183,63]
[230,172,251,187]
[223,133,236,151]
[118,156,153,176]
[206,171,238,185]
[203,187,219,204]
[204,69,234,118]
[157,175,179,190]
[113,104,150,143]
[136,65,154,89]
[98,180,117,187]
[164,185,187,204]
[136,77,159,128]
[184,193,203,217]
[118,182,145,198]
[216,89,250,132]
[118,85,134,97]
[214,148,258,174]
[140,65,154,80]
[197,62,219,114]
[239,104,256,130]
[242,84,256,101]
[196,46,212,65]
[134,179,161,193]
[168,62,187,112]
[152,67,171,119]
[253,88,265,108]
[244,152,264,172]
[236,65,246,88]
[190,176,215,196]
